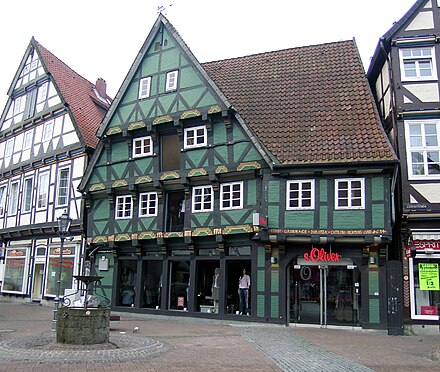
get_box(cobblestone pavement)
[0,301,439,371]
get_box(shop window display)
[118,261,137,306]
[195,261,220,313]
[169,260,190,310]
[45,247,75,297]
[226,261,252,315]
[3,249,27,293]
[411,258,440,318]
[142,260,162,308]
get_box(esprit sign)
[304,247,340,263]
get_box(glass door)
[290,264,360,326]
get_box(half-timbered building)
[80,15,397,329]
[0,38,110,303]
[368,0,440,334]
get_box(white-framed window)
[139,192,158,217]
[405,120,440,179]
[165,70,178,91]
[0,185,7,216]
[192,185,213,212]
[13,95,26,116]
[9,181,19,215]
[42,120,54,142]
[220,181,243,210]
[286,180,315,210]
[23,177,33,213]
[184,125,207,149]
[399,47,437,81]
[335,178,365,209]
[4,138,14,157]
[23,130,33,150]
[138,76,152,99]
[36,82,49,104]
[37,172,49,209]
[133,136,153,158]
[115,195,133,219]
[56,168,70,206]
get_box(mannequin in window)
[212,267,220,313]
[238,268,251,315]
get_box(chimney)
[95,78,107,98]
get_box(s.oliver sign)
[304,247,340,263]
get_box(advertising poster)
[418,263,439,291]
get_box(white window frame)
[184,125,207,149]
[4,138,14,157]
[22,177,33,213]
[115,195,133,219]
[192,185,214,213]
[165,70,178,91]
[335,178,365,210]
[139,192,158,217]
[13,95,25,116]
[138,76,152,99]
[42,120,54,142]
[399,47,437,81]
[23,130,33,150]
[286,180,315,210]
[36,82,49,104]
[220,181,243,210]
[9,181,19,215]
[56,168,70,207]
[0,185,7,216]
[133,136,153,158]
[405,120,440,179]
[37,172,49,210]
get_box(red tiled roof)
[35,40,110,148]
[203,40,396,165]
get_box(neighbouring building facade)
[368,0,440,334]
[80,15,397,329]
[0,38,110,303]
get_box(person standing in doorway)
[238,268,251,315]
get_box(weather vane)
[157,3,173,15]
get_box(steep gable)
[35,40,111,148]
[204,40,396,165]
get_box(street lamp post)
[51,210,72,332]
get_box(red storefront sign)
[421,306,438,316]
[413,240,440,252]
[304,247,340,263]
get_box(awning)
[412,232,440,240]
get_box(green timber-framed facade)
[80,15,398,328]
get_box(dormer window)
[133,136,153,157]
[138,77,151,99]
[184,125,207,149]
[166,70,178,91]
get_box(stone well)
[56,307,110,344]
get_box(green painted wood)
[268,181,280,203]
[191,213,214,228]
[371,177,384,201]
[268,206,279,227]
[93,199,110,220]
[247,179,256,206]
[368,270,379,295]
[257,246,265,268]
[320,179,328,202]
[220,210,252,225]
[185,149,208,168]
[257,294,265,318]
[369,299,380,323]
[271,270,279,292]
[257,269,265,292]
[271,295,279,319]
[319,205,328,229]
[111,141,128,162]
[112,163,128,180]
[213,124,227,144]
[372,204,385,229]
[333,210,365,229]
[139,217,157,231]
[213,147,228,165]
[284,211,314,229]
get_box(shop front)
[288,245,362,327]
[408,239,440,322]
[2,247,30,294]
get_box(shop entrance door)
[289,263,360,327]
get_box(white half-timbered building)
[0,38,110,303]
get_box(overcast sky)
[0,0,417,110]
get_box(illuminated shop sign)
[413,240,440,251]
[304,247,340,263]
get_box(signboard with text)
[418,263,439,291]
